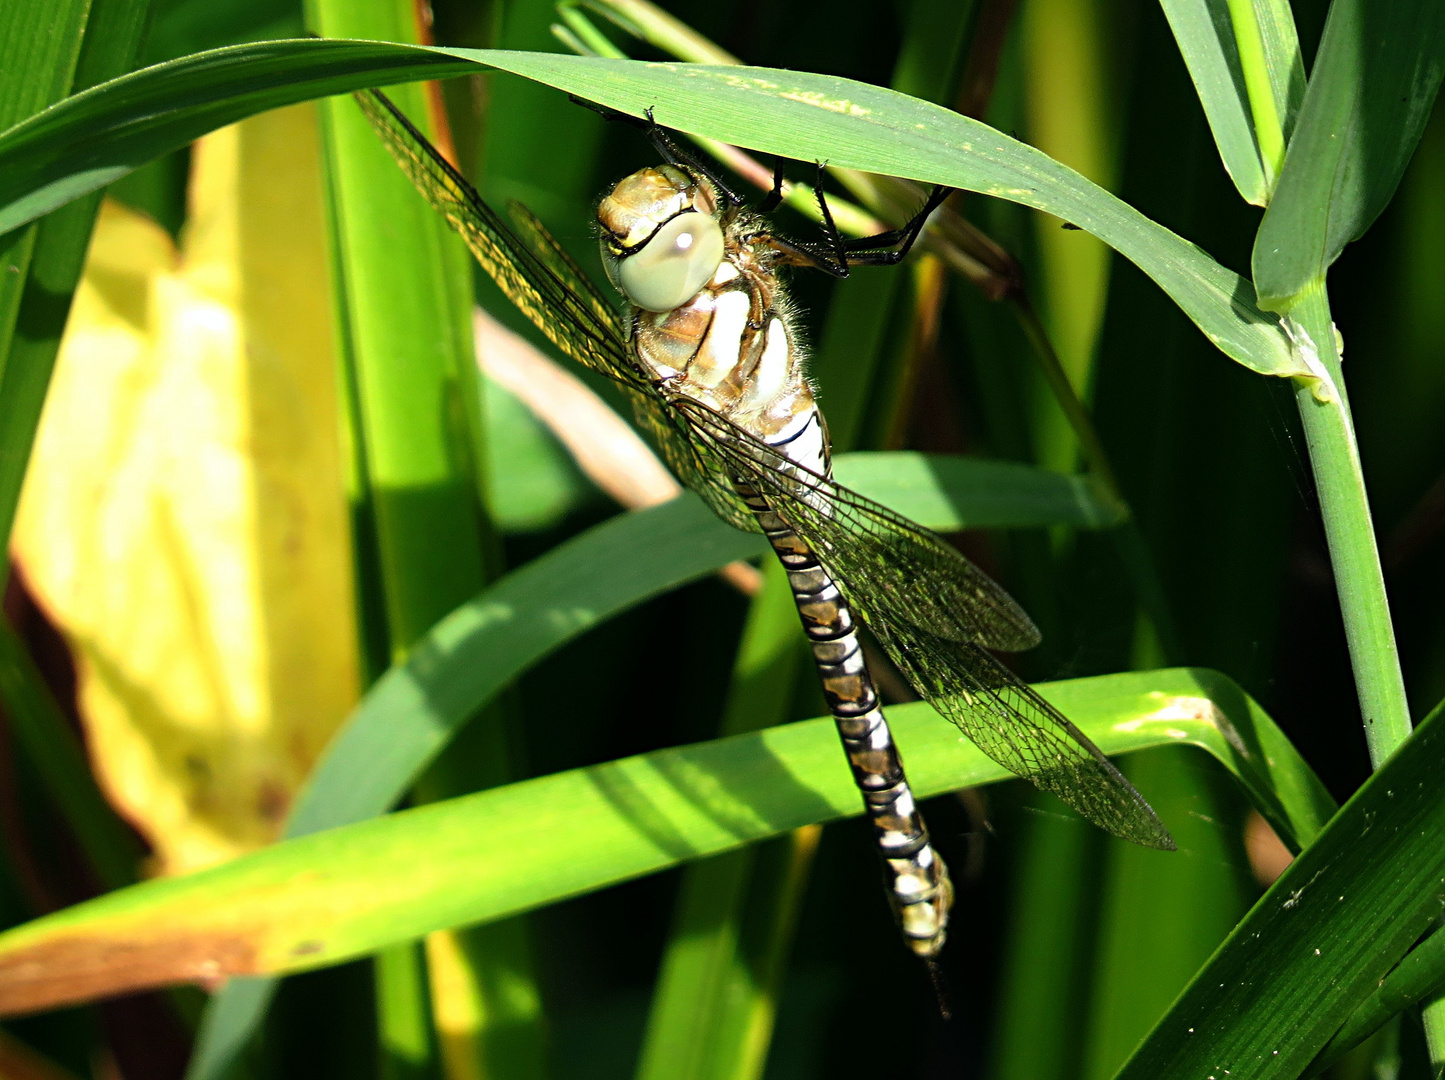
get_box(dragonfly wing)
[507,200,622,336]
[872,617,1175,850]
[671,398,1173,850]
[357,90,761,535]
[630,393,760,532]
[354,90,642,391]
[670,399,1038,651]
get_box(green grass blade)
[834,452,1125,529]
[0,0,168,902]
[1313,923,1445,1072]
[0,668,1330,1014]
[1159,0,1286,203]
[1112,698,1445,1079]
[303,3,508,1074]
[0,0,151,560]
[0,0,88,383]
[0,43,1300,381]
[0,40,480,235]
[990,800,1102,1080]
[1079,748,1252,1079]
[1252,1,1445,309]
[287,453,1105,840]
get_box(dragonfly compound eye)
[615,211,725,313]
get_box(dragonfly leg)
[567,94,748,206]
[837,184,953,266]
[756,173,952,277]
[755,158,787,213]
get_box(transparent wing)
[627,392,760,532]
[354,89,644,391]
[672,398,1175,850]
[506,200,621,335]
[357,88,757,534]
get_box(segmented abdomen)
[734,479,953,957]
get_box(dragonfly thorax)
[599,164,822,466]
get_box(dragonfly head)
[598,165,725,313]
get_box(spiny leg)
[759,170,954,277]
[755,158,787,214]
[838,183,953,265]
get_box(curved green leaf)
[1115,700,1445,1079]
[0,668,1329,1016]
[288,451,1117,839]
[0,42,1301,378]
[833,453,1125,530]
[1252,1,1445,308]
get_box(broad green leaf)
[0,667,1329,1014]
[0,42,1302,379]
[288,452,1115,838]
[285,493,764,839]
[1114,699,1445,1079]
[1159,0,1304,204]
[1252,1,1445,308]
[834,452,1124,529]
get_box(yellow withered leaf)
[11,104,360,877]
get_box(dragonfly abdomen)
[738,482,953,958]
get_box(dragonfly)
[355,87,1174,967]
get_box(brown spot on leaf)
[0,930,257,1016]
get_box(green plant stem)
[1292,282,1437,1080]
[1225,0,1286,188]
[1288,285,1411,767]
[1012,297,1119,495]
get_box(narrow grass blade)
[0,0,152,560]
[0,0,89,378]
[1313,923,1445,1072]
[1112,698,1445,1079]
[1079,749,1252,1079]
[0,43,1299,380]
[635,560,807,1080]
[306,4,506,1075]
[1159,0,1303,203]
[0,0,170,901]
[1252,1,1445,309]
